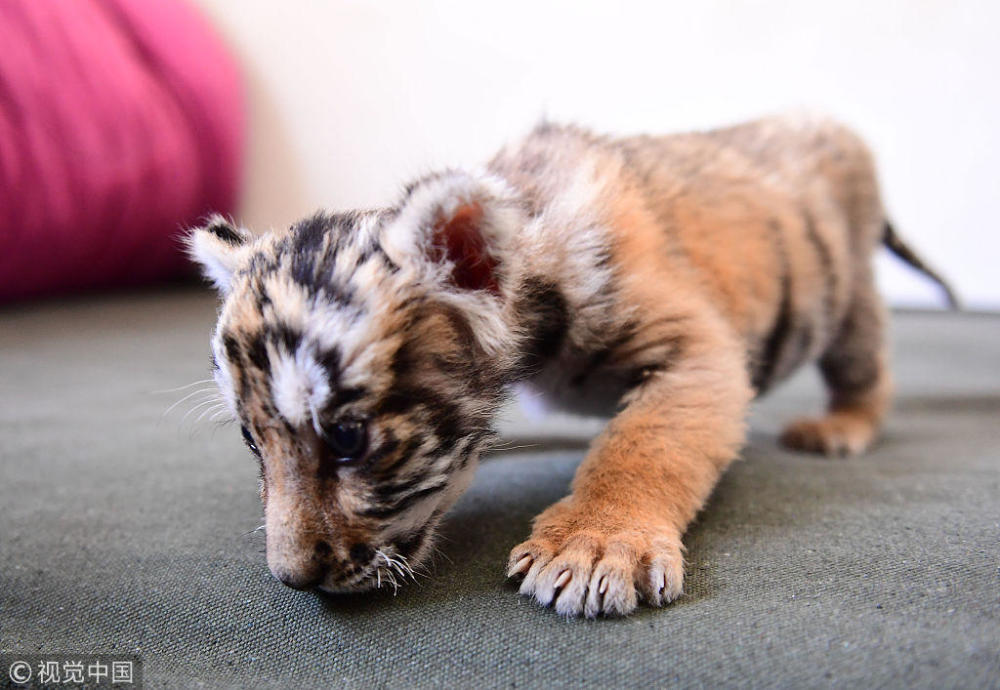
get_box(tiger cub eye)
[322,420,368,462]
[241,425,260,457]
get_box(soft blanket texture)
[0,0,243,302]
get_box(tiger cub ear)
[430,198,498,293]
[385,172,521,294]
[186,215,253,295]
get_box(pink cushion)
[0,0,244,302]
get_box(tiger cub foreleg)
[507,319,753,617]
[781,277,892,457]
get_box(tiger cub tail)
[882,221,961,309]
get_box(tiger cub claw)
[506,530,684,617]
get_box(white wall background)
[194,0,998,309]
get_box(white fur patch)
[212,336,239,416]
[186,223,251,295]
[270,347,331,428]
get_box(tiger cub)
[188,113,954,617]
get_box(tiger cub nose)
[270,540,332,590]
[271,562,326,590]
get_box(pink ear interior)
[431,202,500,293]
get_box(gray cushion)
[1,290,997,688]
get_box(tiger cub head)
[188,172,527,593]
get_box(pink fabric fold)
[0,0,244,302]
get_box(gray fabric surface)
[1,289,998,689]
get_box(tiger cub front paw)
[506,522,684,618]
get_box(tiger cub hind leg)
[781,281,892,457]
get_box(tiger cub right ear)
[384,171,521,296]
[186,215,253,295]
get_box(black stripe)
[378,386,462,441]
[373,436,423,477]
[365,436,401,469]
[253,288,272,315]
[753,284,791,392]
[436,304,481,360]
[246,251,279,278]
[206,219,244,245]
[291,212,330,255]
[264,323,300,353]
[362,481,448,519]
[246,337,270,375]
[371,242,400,273]
[327,386,363,410]
[611,333,685,367]
[753,221,794,393]
[286,213,364,302]
[316,347,341,382]
[289,215,327,286]
[624,364,662,391]
[458,431,493,470]
[222,334,242,363]
[513,277,570,377]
